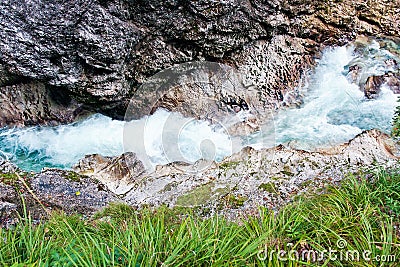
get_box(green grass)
[0,168,399,266]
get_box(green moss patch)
[219,161,240,170]
[65,171,83,182]
[258,182,277,194]
[223,194,248,208]
[176,183,213,207]
[176,183,230,207]
[0,173,19,185]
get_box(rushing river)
[0,40,399,172]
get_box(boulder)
[364,75,385,99]
[0,158,119,227]
[30,169,118,215]
[0,81,85,126]
[73,152,146,195]
[119,129,399,219]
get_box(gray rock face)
[30,170,118,214]
[0,1,399,222]
[118,129,399,218]
[1,0,399,125]
[0,81,84,126]
[0,161,119,227]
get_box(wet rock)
[73,152,146,195]
[364,75,385,99]
[354,71,400,99]
[385,72,400,94]
[30,170,118,215]
[230,36,317,110]
[345,37,400,97]
[0,81,85,127]
[126,61,267,135]
[346,64,362,84]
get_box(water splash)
[0,110,234,172]
[265,44,398,150]
[0,41,398,172]
[0,115,125,172]
[123,109,233,170]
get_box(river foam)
[0,41,398,172]
[262,44,398,150]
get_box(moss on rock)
[258,182,277,194]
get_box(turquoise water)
[0,40,399,172]
[249,42,399,151]
[0,115,125,172]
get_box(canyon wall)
[0,0,399,125]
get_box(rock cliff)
[1,0,399,125]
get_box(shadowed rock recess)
[0,0,400,224]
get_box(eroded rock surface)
[30,170,118,214]
[0,129,398,223]
[0,183,18,227]
[363,76,385,99]
[1,0,399,125]
[93,129,399,218]
[73,152,146,195]
[1,0,400,223]
[0,160,119,227]
[0,81,85,126]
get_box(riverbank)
[0,168,398,266]
[0,128,398,226]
